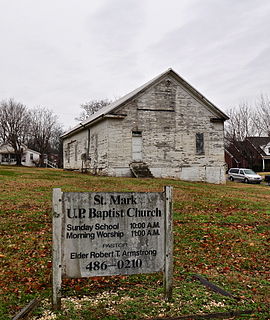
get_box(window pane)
[196,133,204,154]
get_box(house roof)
[0,143,40,155]
[246,137,270,156]
[225,143,245,162]
[62,68,229,138]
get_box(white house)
[0,143,40,167]
[61,69,229,184]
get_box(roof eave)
[61,114,127,139]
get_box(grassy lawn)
[0,166,269,319]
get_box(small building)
[245,137,270,171]
[0,143,40,167]
[61,69,229,184]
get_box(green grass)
[0,165,269,319]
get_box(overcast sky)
[1,0,270,130]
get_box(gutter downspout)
[79,123,91,172]
[87,127,90,160]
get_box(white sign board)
[52,187,173,309]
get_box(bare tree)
[225,102,256,143]
[0,99,30,165]
[28,108,63,166]
[75,99,111,122]
[224,97,270,171]
[48,124,64,168]
[254,94,270,136]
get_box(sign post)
[52,188,63,310]
[164,186,173,300]
[52,186,173,310]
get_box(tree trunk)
[15,151,22,166]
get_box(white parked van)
[228,168,262,184]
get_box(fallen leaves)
[0,166,269,319]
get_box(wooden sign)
[52,186,173,310]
